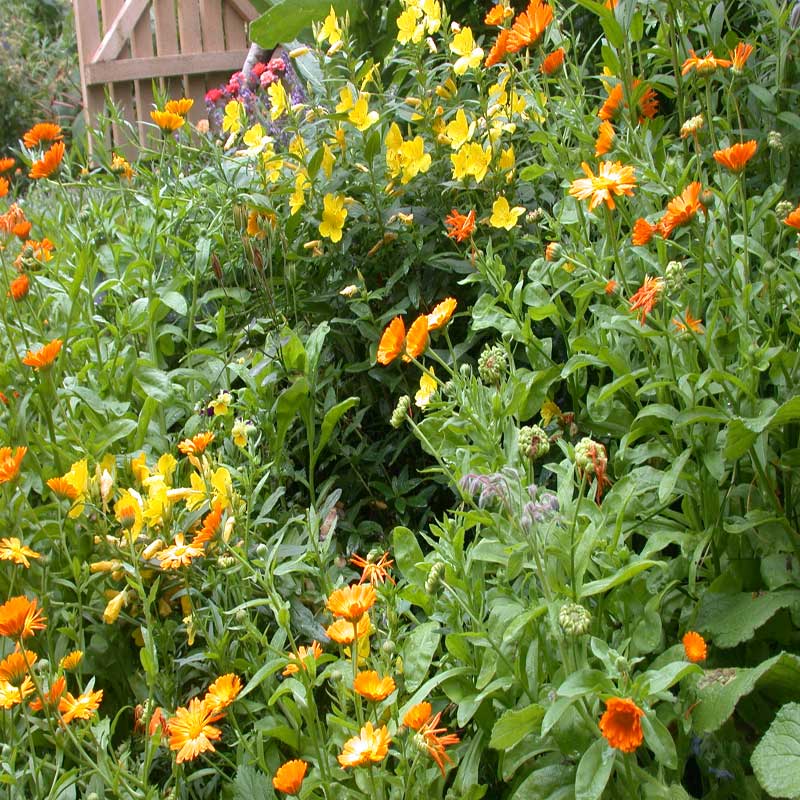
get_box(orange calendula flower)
[29,141,65,180]
[783,204,800,230]
[353,670,396,701]
[673,309,704,334]
[444,208,476,242]
[569,161,636,211]
[164,98,194,116]
[47,476,80,500]
[484,4,507,25]
[730,42,753,72]
[193,500,224,546]
[377,316,406,365]
[416,711,460,776]
[599,697,644,752]
[713,140,757,172]
[150,110,185,132]
[0,676,35,708]
[598,83,623,121]
[0,649,36,684]
[403,701,433,730]
[0,596,45,639]
[681,50,731,76]
[326,613,370,644]
[0,157,15,173]
[484,28,510,68]
[540,47,566,75]
[60,650,83,670]
[157,533,204,569]
[351,551,396,585]
[273,759,308,795]
[327,584,377,621]
[427,297,457,331]
[283,641,324,676]
[629,275,665,325]
[8,274,29,301]
[0,537,40,568]
[0,446,27,484]
[23,123,62,149]
[22,338,62,369]
[660,181,705,238]
[604,279,618,294]
[507,0,553,53]
[58,689,103,725]
[403,314,429,362]
[204,673,242,712]
[595,120,615,157]
[0,177,8,198]
[338,721,391,768]
[29,674,65,711]
[177,431,215,455]
[632,217,658,246]
[12,220,31,240]
[167,698,223,763]
[682,631,708,662]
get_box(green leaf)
[580,559,662,598]
[641,714,677,769]
[657,448,692,503]
[305,320,330,377]
[313,396,359,462]
[160,290,187,317]
[695,589,800,647]
[392,526,426,586]
[748,84,776,113]
[557,669,615,698]
[233,764,274,800]
[134,365,174,402]
[274,377,310,455]
[250,0,354,49]
[402,620,440,692]
[90,418,138,453]
[751,702,800,798]
[724,418,758,461]
[490,704,545,749]
[642,661,701,696]
[574,738,615,800]
[693,652,800,732]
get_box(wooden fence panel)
[100,0,138,151]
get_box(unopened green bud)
[217,555,236,568]
[699,189,715,209]
[665,260,685,292]
[767,130,783,151]
[459,363,471,378]
[478,344,508,384]
[519,425,550,460]
[776,200,794,220]
[526,207,545,224]
[390,395,411,428]
[425,561,446,594]
[558,602,591,636]
[574,437,607,475]
[256,543,269,559]
[382,640,396,654]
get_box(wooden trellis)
[73,0,259,149]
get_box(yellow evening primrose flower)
[290,172,311,215]
[262,142,284,183]
[399,136,431,184]
[490,196,525,230]
[156,453,177,484]
[239,124,271,157]
[348,94,379,131]
[268,81,289,121]
[321,143,336,177]
[420,0,442,33]
[397,7,424,44]
[445,109,475,150]
[451,142,492,183]
[289,134,307,159]
[541,399,561,426]
[450,27,484,75]
[142,479,171,527]
[222,100,243,135]
[335,87,354,115]
[317,6,342,45]
[211,467,233,508]
[319,193,348,243]
[415,368,437,408]
[385,122,404,178]
[131,452,150,484]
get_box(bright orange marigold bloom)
[0,446,27,484]
[12,220,32,240]
[599,697,644,752]
[681,50,731,75]
[164,98,194,116]
[29,674,65,711]
[660,181,705,238]
[0,676,35,708]
[427,297,457,331]
[545,241,560,261]
[167,698,223,762]
[629,275,665,325]
[444,208,476,242]
[598,83,623,121]
[327,584,377,621]
[569,161,636,211]
[8,274,29,301]
[0,157,15,173]
[60,650,83,670]
[683,631,708,662]
[673,309,704,334]
[632,217,658,246]
[338,721,391,768]
[0,649,35,684]
[713,140,757,172]
[177,431,215,455]
[157,533,204,570]
[46,476,80,500]
[485,28,510,68]
[604,279,618,294]
[193,500,225,546]
[326,613,370,644]
[0,537,40,568]
[0,203,25,234]
[23,123,62,149]
[351,551,396,585]
[273,759,308,794]
[377,316,406,365]
[507,0,553,53]
[22,338,62,369]
[484,4,507,25]
[540,47,565,75]
[403,701,433,730]
[416,711,460,776]
[29,141,65,180]
[353,670,396,701]
[204,673,242,712]
[150,110,185,132]
[0,596,46,639]
[0,177,8,198]
[283,641,324,676]
[58,687,103,723]
[403,315,429,362]
[636,81,659,120]
[730,42,753,71]
[595,120,615,157]
[783,204,800,230]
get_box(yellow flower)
[321,143,336,177]
[47,459,89,518]
[114,489,143,538]
[239,124,271,156]
[397,7,424,44]
[385,122,404,178]
[348,94,379,131]
[490,196,525,230]
[268,81,289,121]
[103,590,129,624]
[232,418,255,448]
[499,144,515,172]
[319,193,348,243]
[261,142,284,183]
[450,27,484,74]
[290,171,311,215]
[317,5,342,45]
[541,399,561,426]
[335,87,354,115]
[156,453,177,483]
[210,391,232,416]
[222,100,243,135]
[451,142,491,183]
[131,452,150,483]
[289,134,307,159]
[399,136,431,184]
[444,109,475,150]
[415,368,437,408]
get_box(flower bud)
[574,437,607,475]
[767,130,784,151]
[103,590,129,624]
[679,114,704,138]
[390,395,411,428]
[776,200,794,220]
[699,189,715,209]
[477,344,508,384]
[518,425,550,460]
[665,260,685,292]
[425,561,446,594]
[558,602,591,635]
